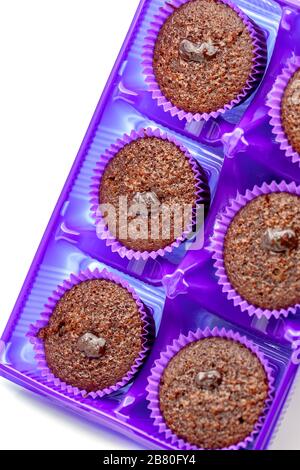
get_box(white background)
[0,0,299,450]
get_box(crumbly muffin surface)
[38,279,144,392]
[100,137,198,252]
[282,69,300,154]
[159,337,268,449]
[153,0,254,114]
[224,192,300,310]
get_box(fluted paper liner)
[146,327,274,450]
[28,268,151,399]
[142,0,267,122]
[90,127,209,260]
[211,180,300,319]
[267,55,300,165]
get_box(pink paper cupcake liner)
[267,55,300,165]
[146,327,274,450]
[211,180,300,320]
[27,268,151,399]
[90,127,209,261]
[142,0,267,123]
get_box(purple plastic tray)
[1,0,300,450]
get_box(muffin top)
[38,279,144,392]
[224,192,300,310]
[159,337,268,449]
[100,136,198,252]
[282,68,300,155]
[153,0,254,114]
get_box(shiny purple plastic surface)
[1,0,300,450]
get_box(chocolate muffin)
[37,279,145,392]
[153,0,255,115]
[100,136,199,252]
[159,337,269,449]
[282,69,300,155]
[224,192,300,311]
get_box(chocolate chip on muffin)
[261,227,298,253]
[38,279,145,392]
[282,69,300,154]
[100,136,200,252]
[195,369,222,390]
[76,332,106,359]
[224,192,300,310]
[153,0,254,114]
[159,337,269,449]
